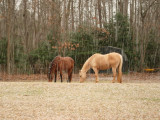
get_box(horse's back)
[90,54,108,69]
[107,52,122,67]
[90,52,122,61]
[62,57,74,64]
[61,57,74,70]
[107,52,122,62]
[108,52,122,56]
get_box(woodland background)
[0,0,160,74]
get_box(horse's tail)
[118,55,123,83]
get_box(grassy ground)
[0,73,160,120]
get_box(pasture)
[0,73,160,120]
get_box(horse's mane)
[81,53,102,72]
[49,56,61,74]
[51,56,61,64]
[81,55,93,72]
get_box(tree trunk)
[102,0,107,22]
[23,0,28,53]
[71,0,74,31]
[115,0,118,42]
[97,0,102,28]
[7,0,11,74]
[123,0,128,16]
[78,0,82,25]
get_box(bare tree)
[1,0,160,73]
[71,0,74,31]
[139,0,157,70]
[97,0,102,28]
[6,0,11,74]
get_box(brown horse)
[48,56,74,82]
[79,52,123,83]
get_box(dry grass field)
[0,72,160,120]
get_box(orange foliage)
[52,42,79,51]
[92,17,97,20]
[96,27,110,35]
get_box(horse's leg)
[67,76,69,82]
[60,74,62,82]
[117,68,122,83]
[49,73,52,82]
[54,71,57,82]
[60,70,63,82]
[92,67,99,83]
[69,72,73,82]
[112,67,116,83]
[67,74,70,83]
[67,70,70,82]
[68,69,73,83]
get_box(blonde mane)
[81,57,91,72]
[81,53,101,72]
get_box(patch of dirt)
[0,72,160,83]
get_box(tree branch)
[141,0,157,20]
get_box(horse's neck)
[50,62,56,73]
[81,58,91,73]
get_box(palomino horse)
[48,56,74,82]
[79,52,123,83]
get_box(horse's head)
[79,70,86,83]
[48,71,53,82]
[48,65,55,82]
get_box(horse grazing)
[79,52,123,83]
[48,56,74,82]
